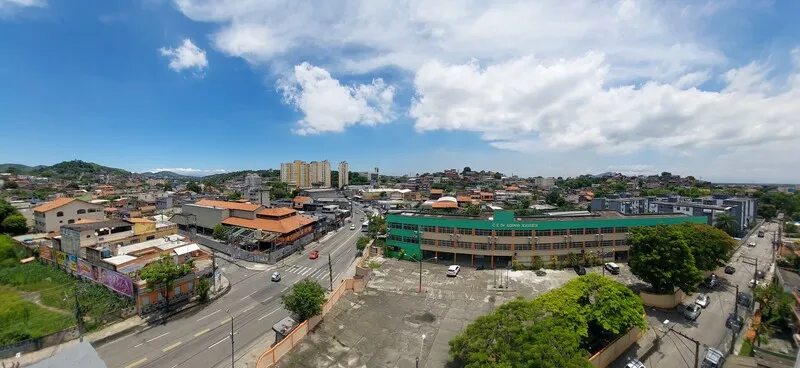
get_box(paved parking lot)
[278,258,641,368]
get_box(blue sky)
[1,0,799,182]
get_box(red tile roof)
[432,201,459,209]
[222,214,315,234]
[32,197,76,212]
[293,196,312,204]
[194,199,262,212]
[258,207,297,217]
[126,218,155,223]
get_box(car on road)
[625,359,646,368]
[604,262,620,275]
[684,303,701,320]
[724,265,736,274]
[695,294,710,308]
[535,270,547,276]
[350,224,356,230]
[271,271,281,282]
[446,265,461,277]
[725,313,744,332]
[748,241,756,247]
[309,251,319,259]
[574,265,586,275]
[704,274,718,289]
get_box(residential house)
[33,197,105,233]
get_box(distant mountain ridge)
[139,171,195,179]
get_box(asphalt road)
[96,207,366,368]
[616,221,777,367]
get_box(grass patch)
[368,261,381,270]
[0,285,76,345]
[739,339,753,356]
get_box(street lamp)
[415,255,437,293]
[416,334,426,368]
[226,309,235,368]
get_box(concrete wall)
[589,325,645,368]
[35,201,104,233]
[639,289,685,309]
[182,205,229,230]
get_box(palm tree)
[714,213,739,236]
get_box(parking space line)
[162,341,182,352]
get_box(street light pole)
[226,310,235,368]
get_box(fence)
[588,325,645,367]
[185,231,320,265]
[0,326,80,359]
[256,251,372,368]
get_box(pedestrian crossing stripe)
[286,265,328,280]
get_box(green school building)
[385,210,707,268]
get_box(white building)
[32,198,105,233]
[338,161,349,188]
[244,173,262,188]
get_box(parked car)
[625,359,646,368]
[704,274,717,288]
[724,265,736,274]
[446,265,461,277]
[725,313,744,332]
[271,271,281,282]
[755,270,765,279]
[695,294,710,308]
[309,250,319,259]
[748,241,756,247]
[737,292,752,307]
[574,265,586,275]
[604,262,620,275]
[535,270,547,276]
[684,303,701,320]
[702,347,726,368]
[350,224,356,230]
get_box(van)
[701,347,725,368]
[604,262,620,275]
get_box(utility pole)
[212,249,217,291]
[227,310,235,368]
[328,254,333,292]
[670,328,701,368]
[73,284,84,340]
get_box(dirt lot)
[278,258,641,368]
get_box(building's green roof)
[387,211,707,231]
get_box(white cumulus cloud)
[0,0,44,13]
[159,39,209,75]
[277,62,396,135]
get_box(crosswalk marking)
[286,265,329,280]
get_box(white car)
[350,224,356,230]
[695,294,710,308]
[748,241,756,247]
[271,272,281,282]
[446,265,461,277]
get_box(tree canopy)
[675,223,736,271]
[628,225,703,293]
[368,215,386,237]
[757,204,778,221]
[282,279,326,321]
[186,181,202,193]
[449,274,644,368]
[714,213,739,236]
[213,224,230,241]
[0,199,27,235]
[545,191,566,207]
[138,255,194,308]
[269,181,291,199]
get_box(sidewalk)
[1,275,231,367]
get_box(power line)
[665,333,692,368]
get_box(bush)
[356,236,370,251]
[197,277,211,302]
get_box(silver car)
[684,303,701,320]
[695,294,710,308]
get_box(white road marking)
[241,305,255,314]
[124,358,147,368]
[134,343,143,348]
[146,332,170,343]
[220,317,231,325]
[240,291,257,301]
[281,287,288,292]
[262,296,273,303]
[194,328,210,337]
[197,309,221,321]
[208,336,229,349]
[258,308,281,321]
[163,341,182,352]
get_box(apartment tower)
[338,161,349,188]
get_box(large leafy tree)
[628,225,703,293]
[1,214,28,235]
[676,223,736,271]
[138,255,194,311]
[448,300,591,368]
[368,215,386,237]
[186,181,202,193]
[714,213,739,236]
[753,282,794,345]
[282,279,326,321]
[757,204,778,222]
[212,224,230,241]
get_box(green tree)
[758,204,778,221]
[462,167,471,174]
[448,300,591,368]
[281,279,326,321]
[493,172,502,180]
[368,215,386,237]
[186,181,202,193]
[546,190,563,206]
[356,236,370,250]
[162,182,173,191]
[464,204,481,216]
[0,199,17,225]
[196,277,211,302]
[138,255,194,311]
[269,182,291,199]
[628,226,703,293]
[676,223,736,271]
[213,224,230,241]
[379,191,387,198]
[714,213,739,236]
[754,282,793,322]
[1,214,28,235]
[2,181,18,189]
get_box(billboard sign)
[77,259,93,279]
[99,268,134,297]
[55,250,66,267]
[67,254,78,272]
